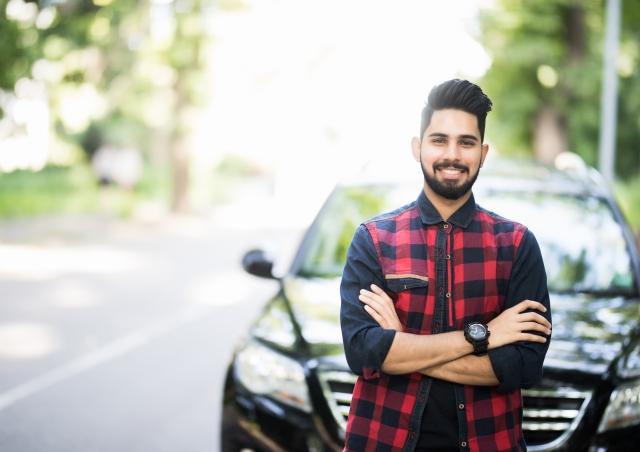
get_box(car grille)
[317,370,592,450]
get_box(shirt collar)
[417,190,476,229]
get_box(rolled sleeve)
[489,229,552,393]
[340,224,396,380]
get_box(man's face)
[412,108,489,201]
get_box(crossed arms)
[340,225,552,391]
[360,284,551,386]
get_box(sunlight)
[0,244,145,281]
[0,323,60,359]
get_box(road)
[0,212,303,452]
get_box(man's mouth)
[434,163,468,178]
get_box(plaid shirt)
[340,191,551,452]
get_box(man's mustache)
[433,161,469,172]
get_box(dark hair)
[420,79,493,142]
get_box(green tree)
[0,0,214,212]
[479,0,640,179]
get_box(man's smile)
[434,163,469,181]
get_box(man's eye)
[460,141,475,147]
[432,137,446,144]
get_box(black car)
[221,156,640,451]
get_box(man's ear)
[411,137,421,162]
[480,142,489,168]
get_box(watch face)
[469,323,487,341]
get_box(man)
[340,79,552,452]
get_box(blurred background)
[0,0,638,451]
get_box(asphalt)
[0,208,304,452]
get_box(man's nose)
[444,141,461,159]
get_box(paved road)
[0,212,303,452]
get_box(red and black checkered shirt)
[340,191,551,452]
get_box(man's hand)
[487,299,551,349]
[359,284,403,332]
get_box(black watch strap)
[471,339,489,356]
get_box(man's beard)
[420,159,480,200]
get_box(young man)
[340,79,552,452]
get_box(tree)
[479,0,640,179]
[0,0,214,212]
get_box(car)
[220,155,640,452]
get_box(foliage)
[615,175,640,237]
[0,163,170,218]
[0,165,99,217]
[0,0,217,213]
[479,0,640,178]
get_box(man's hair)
[420,79,493,142]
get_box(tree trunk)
[533,106,568,164]
[170,132,190,213]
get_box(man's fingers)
[520,332,548,343]
[359,293,383,311]
[370,284,392,302]
[363,305,383,325]
[518,312,552,329]
[359,293,396,321]
[521,321,552,335]
[360,289,393,308]
[514,299,547,314]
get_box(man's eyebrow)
[427,132,479,141]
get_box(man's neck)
[423,184,472,221]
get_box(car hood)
[282,277,640,375]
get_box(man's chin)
[425,178,473,200]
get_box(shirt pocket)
[385,274,430,332]
[385,274,429,292]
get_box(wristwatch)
[464,322,490,355]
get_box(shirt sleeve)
[340,224,396,380]
[488,228,552,393]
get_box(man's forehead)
[427,109,480,138]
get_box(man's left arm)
[485,228,551,392]
[419,229,551,388]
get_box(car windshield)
[296,185,636,295]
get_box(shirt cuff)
[362,327,396,380]
[488,345,522,393]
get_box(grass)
[0,164,170,219]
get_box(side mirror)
[242,248,277,280]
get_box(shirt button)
[445,254,451,260]
[445,292,451,298]
[443,223,450,229]
[461,441,468,448]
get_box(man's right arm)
[340,225,396,379]
[341,225,475,379]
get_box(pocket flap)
[385,274,429,292]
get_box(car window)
[297,185,636,295]
[477,191,635,294]
[297,185,408,278]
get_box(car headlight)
[597,380,640,432]
[234,339,311,413]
